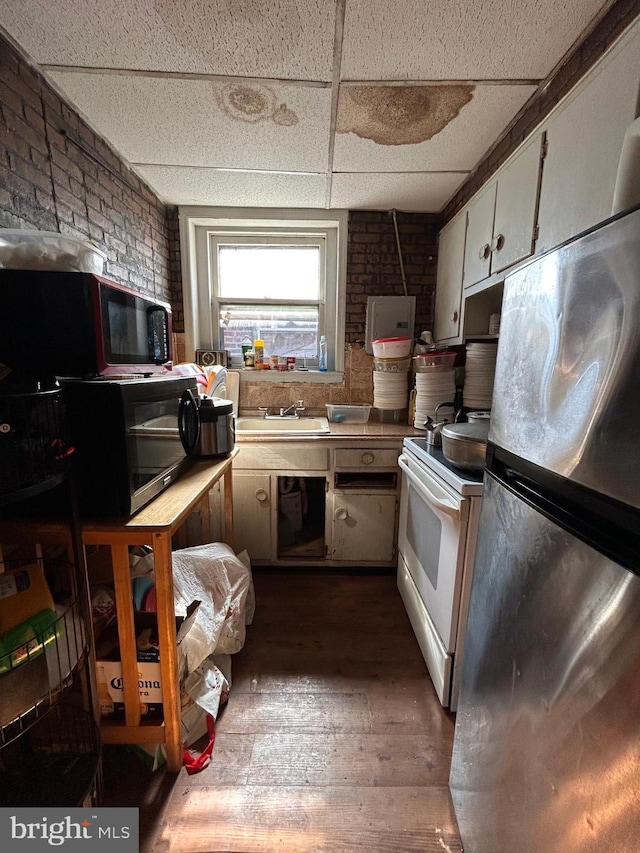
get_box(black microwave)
[0,270,172,377]
[61,375,198,517]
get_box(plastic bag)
[135,543,254,673]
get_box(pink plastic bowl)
[371,337,412,358]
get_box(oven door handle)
[398,455,461,521]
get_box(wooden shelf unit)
[2,452,236,775]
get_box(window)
[215,236,323,365]
[179,208,348,375]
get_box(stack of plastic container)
[371,337,412,414]
[412,351,456,429]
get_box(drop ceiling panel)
[330,172,467,212]
[0,0,337,80]
[136,165,328,208]
[0,0,616,210]
[342,0,608,80]
[47,72,332,172]
[333,83,537,172]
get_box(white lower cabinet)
[232,472,273,561]
[232,440,401,566]
[330,492,398,562]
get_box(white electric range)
[397,437,484,711]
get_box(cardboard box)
[98,659,164,719]
[279,490,303,532]
[95,608,198,721]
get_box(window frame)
[179,207,348,378]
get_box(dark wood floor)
[102,569,463,853]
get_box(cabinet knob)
[335,507,348,521]
[255,489,268,503]
[450,310,458,323]
[479,243,491,260]
[491,233,505,252]
[361,452,375,465]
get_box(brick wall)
[0,33,181,312]
[346,210,438,344]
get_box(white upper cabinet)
[462,181,496,286]
[463,133,545,288]
[434,211,467,343]
[491,134,545,272]
[536,20,640,254]
[434,17,640,344]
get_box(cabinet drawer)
[235,444,328,471]
[334,448,400,469]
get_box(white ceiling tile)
[48,72,333,172]
[341,0,608,80]
[136,165,328,208]
[333,83,537,172]
[0,0,336,80]
[330,172,468,212]
[0,0,617,210]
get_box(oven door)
[123,379,191,514]
[397,452,470,652]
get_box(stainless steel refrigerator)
[449,203,640,853]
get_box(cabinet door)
[536,23,640,254]
[491,133,543,274]
[232,473,273,561]
[463,182,497,288]
[434,212,467,342]
[330,493,397,563]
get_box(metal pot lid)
[198,395,234,414]
[466,410,491,420]
[441,422,490,443]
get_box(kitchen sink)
[235,416,330,435]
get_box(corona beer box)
[95,610,195,721]
[98,659,164,719]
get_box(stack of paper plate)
[413,369,456,428]
[373,371,409,410]
[463,342,498,410]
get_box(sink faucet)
[259,400,305,419]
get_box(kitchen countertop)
[235,418,424,442]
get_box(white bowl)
[371,336,412,358]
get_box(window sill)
[233,369,344,384]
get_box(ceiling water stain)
[337,85,475,146]
[272,104,299,126]
[214,82,298,126]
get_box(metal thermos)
[179,392,235,458]
[196,396,235,458]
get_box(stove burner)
[402,437,484,495]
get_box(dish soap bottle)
[318,335,328,371]
[241,335,253,360]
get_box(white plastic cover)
[135,542,254,673]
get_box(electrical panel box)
[364,296,416,354]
